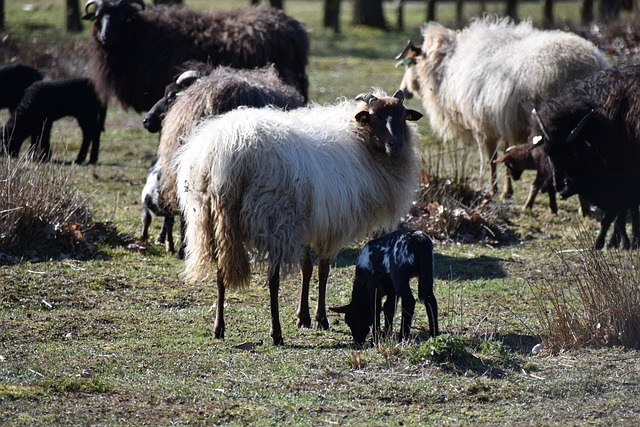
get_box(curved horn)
[82,0,98,20]
[176,70,201,87]
[355,93,377,105]
[566,109,594,144]
[393,90,405,102]
[532,108,550,142]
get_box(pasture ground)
[2,1,640,425]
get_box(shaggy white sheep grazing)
[397,16,609,197]
[176,89,423,345]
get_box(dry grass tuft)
[0,154,114,261]
[532,225,640,352]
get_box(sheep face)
[533,104,601,198]
[395,41,423,100]
[83,0,145,47]
[143,69,203,133]
[355,90,422,156]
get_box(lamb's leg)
[423,291,439,338]
[315,258,330,330]
[213,269,225,339]
[296,247,313,328]
[163,215,175,254]
[523,182,541,211]
[382,295,397,339]
[399,293,415,342]
[88,131,100,164]
[75,125,91,164]
[269,264,284,346]
[141,207,152,243]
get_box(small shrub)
[406,334,469,365]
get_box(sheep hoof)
[213,321,224,339]
[297,317,311,329]
[316,317,329,331]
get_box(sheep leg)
[382,294,397,339]
[38,122,53,161]
[485,139,499,198]
[269,264,284,346]
[296,247,313,328]
[399,294,415,342]
[141,207,152,243]
[315,258,330,330]
[608,210,630,249]
[76,124,91,164]
[177,214,187,260]
[213,269,225,339]
[579,196,591,217]
[595,211,617,249]
[88,131,101,164]
[631,206,640,249]
[523,182,541,211]
[163,215,175,254]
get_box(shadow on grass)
[435,253,507,280]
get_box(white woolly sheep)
[396,16,609,198]
[176,89,423,345]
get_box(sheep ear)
[355,111,369,124]
[330,304,352,314]
[493,154,507,164]
[405,109,423,121]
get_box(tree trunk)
[543,0,553,28]
[455,0,464,28]
[581,0,594,23]
[396,0,404,31]
[505,0,518,21]
[353,0,387,30]
[426,0,436,22]
[323,0,341,33]
[66,0,82,33]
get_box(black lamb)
[0,64,43,114]
[2,77,107,164]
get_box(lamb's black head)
[83,0,146,47]
[330,278,372,345]
[355,90,423,156]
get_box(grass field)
[2,1,640,425]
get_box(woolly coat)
[176,98,421,290]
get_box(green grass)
[2,1,640,425]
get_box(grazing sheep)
[146,65,304,259]
[396,16,609,197]
[331,229,438,344]
[2,77,107,164]
[176,89,423,345]
[83,0,309,112]
[494,143,591,216]
[0,64,43,115]
[532,64,640,249]
[140,157,176,253]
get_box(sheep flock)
[4,1,640,345]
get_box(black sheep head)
[83,0,146,47]
[330,278,372,345]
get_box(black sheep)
[0,64,43,114]
[331,230,439,344]
[2,77,107,164]
[532,64,640,249]
[83,0,309,112]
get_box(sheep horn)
[531,108,551,143]
[395,40,417,61]
[566,109,595,144]
[82,0,98,20]
[176,70,201,87]
[355,93,377,105]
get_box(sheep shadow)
[434,253,507,281]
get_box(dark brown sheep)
[83,0,309,112]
